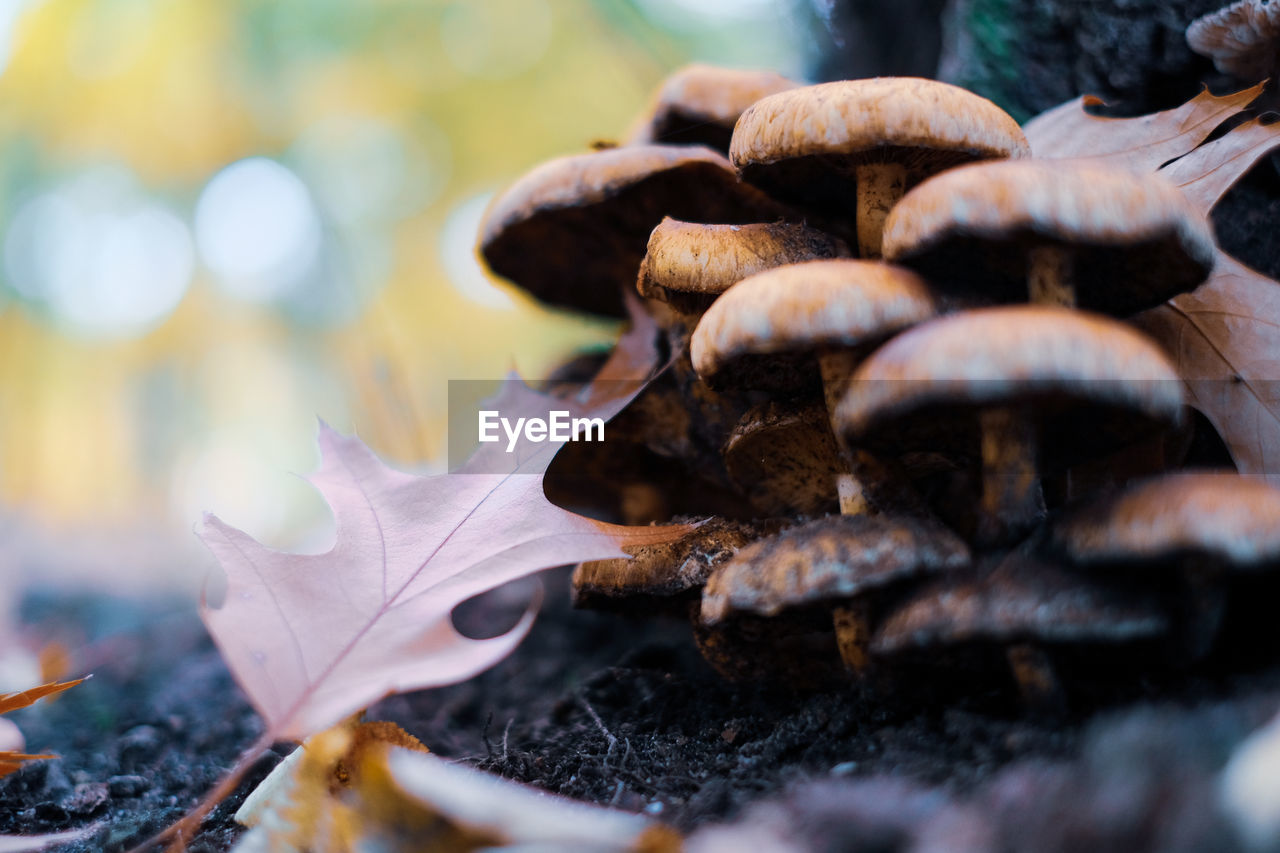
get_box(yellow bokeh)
[0,0,806,552]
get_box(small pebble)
[108,775,150,798]
[61,782,109,814]
[830,761,859,776]
[644,801,665,815]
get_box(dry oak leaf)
[200,298,691,743]
[1139,115,1280,478]
[0,678,83,778]
[1023,81,1264,168]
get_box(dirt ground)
[2,565,1278,852]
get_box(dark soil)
[4,569,1279,852]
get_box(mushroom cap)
[480,145,786,316]
[691,259,939,393]
[723,399,842,516]
[636,218,849,314]
[873,552,1167,653]
[729,78,1029,207]
[572,517,787,610]
[881,160,1216,315]
[701,514,970,624]
[1187,0,1280,80]
[835,305,1185,466]
[1052,472,1280,570]
[627,64,801,153]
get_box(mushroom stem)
[1006,643,1065,712]
[855,162,907,260]
[832,601,872,674]
[1179,558,1226,663]
[978,406,1046,545]
[1027,244,1077,307]
[818,349,871,515]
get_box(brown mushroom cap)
[572,517,788,611]
[881,160,1216,314]
[872,553,1167,654]
[701,514,970,625]
[636,218,849,314]
[479,145,787,316]
[729,78,1029,211]
[1052,472,1280,570]
[723,399,843,516]
[626,64,801,153]
[1187,0,1280,80]
[835,305,1185,467]
[690,259,938,394]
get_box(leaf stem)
[125,730,278,853]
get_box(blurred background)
[0,0,867,591]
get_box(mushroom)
[835,306,1186,545]
[729,78,1029,258]
[1187,0,1280,83]
[698,514,970,679]
[881,160,1216,309]
[692,259,939,515]
[479,145,788,316]
[636,217,849,316]
[722,399,843,516]
[872,548,1168,711]
[572,516,790,613]
[1050,471,1280,660]
[625,64,801,154]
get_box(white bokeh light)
[291,115,450,226]
[4,167,194,338]
[194,157,322,303]
[441,193,514,310]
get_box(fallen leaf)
[233,722,676,853]
[1159,117,1280,212]
[144,299,692,852]
[0,678,84,778]
[1134,111,1280,477]
[1133,251,1280,478]
[1023,82,1264,168]
[385,748,680,852]
[200,297,684,742]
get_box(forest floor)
[2,567,1278,852]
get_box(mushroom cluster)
[478,65,1280,709]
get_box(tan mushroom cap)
[572,517,787,610]
[1052,472,1280,569]
[873,553,1167,654]
[1187,0,1280,80]
[835,305,1185,464]
[626,64,801,153]
[701,514,969,625]
[636,218,849,313]
[480,145,786,316]
[881,160,1216,314]
[691,259,938,393]
[729,78,1029,197]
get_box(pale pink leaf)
[200,300,693,741]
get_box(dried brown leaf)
[1133,251,1280,478]
[1023,83,1264,169]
